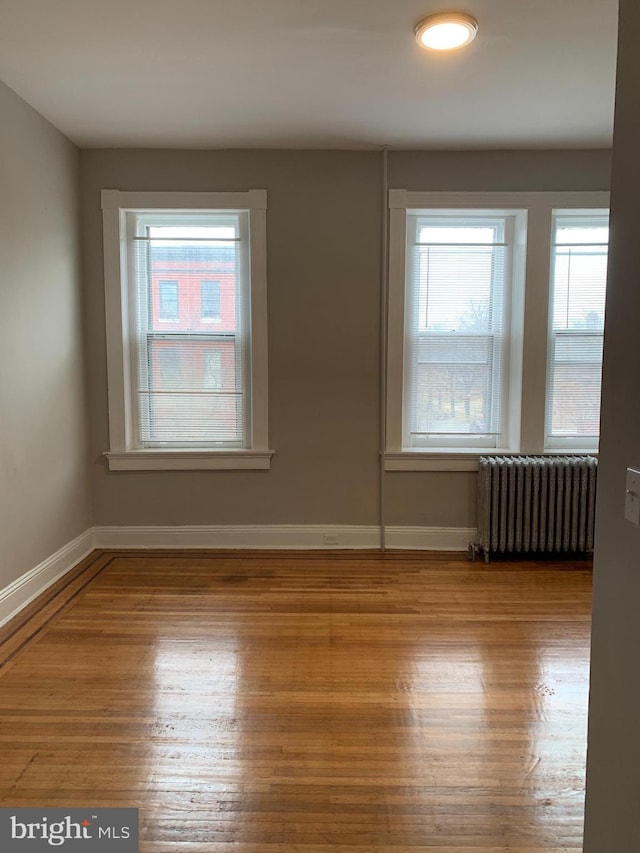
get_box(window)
[403,212,518,449]
[101,190,271,470]
[158,280,179,320]
[546,212,609,449]
[201,279,221,321]
[386,191,609,471]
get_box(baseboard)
[0,530,96,627]
[93,524,476,552]
[0,524,476,625]
[385,526,477,551]
[93,524,381,550]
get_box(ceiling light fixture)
[414,12,479,51]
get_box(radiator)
[470,455,598,563]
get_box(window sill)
[104,449,274,471]
[385,449,599,472]
[544,448,599,455]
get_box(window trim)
[101,189,272,471]
[385,190,609,471]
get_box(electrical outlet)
[323,533,339,546]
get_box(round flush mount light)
[414,12,479,51]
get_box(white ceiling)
[0,0,619,149]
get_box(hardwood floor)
[0,550,592,851]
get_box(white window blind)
[546,211,609,449]
[129,211,250,448]
[404,213,512,448]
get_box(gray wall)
[0,82,92,589]
[583,0,640,849]
[82,151,381,526]
[81,148,610,528]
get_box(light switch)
[625,468,640,526]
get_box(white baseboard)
[0,524,477,626]
[0,530,95,627]
[93,524,476,552]
[92,524,381,550]
[385,526,476,551]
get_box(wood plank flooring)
[0,550,593,851]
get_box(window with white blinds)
[101,189,270,470]
[403,212,514,448]
[131,212,248,448]
[546,211,609,449]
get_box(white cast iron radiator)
[470,455,598,563]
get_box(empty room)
[1,1,639,851]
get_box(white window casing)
[101,189,272,471]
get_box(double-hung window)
[386,191,609,470]
[546,212,609,449]
[102,190,271,470]
[403,211,518,450]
